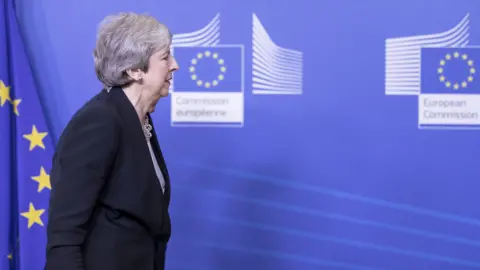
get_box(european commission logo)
[170,45,244,127]
[421,48,476,94]
[169,13,303,128]
[419,47,479,128]
[172,46,243,91]
[385,13,480,130]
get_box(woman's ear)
[125,69,143,82]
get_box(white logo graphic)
[385,14,470,96]
[171,13,220,47]
[252,14,303,95]
[385,14,480,130]
[169,13,304,128]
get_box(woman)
[44,12,179,270]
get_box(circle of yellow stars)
[189,50,227,89]
[437,51,475,90]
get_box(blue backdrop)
[11,0,480,269]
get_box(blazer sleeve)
[45,104,120,270]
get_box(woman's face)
[141,47,179,112]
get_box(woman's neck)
[122,85,149,122]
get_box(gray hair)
[93,12,172,87]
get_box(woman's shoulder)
[54,90,122,157]
[64,90,121,132]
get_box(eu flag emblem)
[421,47,478,94]
[1,0,55,268]
[419,47,480,128]
[170,45,244,127]
[172,46,243,92]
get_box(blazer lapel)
[107,87,166,198]
[147,114,171,204]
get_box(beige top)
[147,139,165,194]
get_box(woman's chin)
[159,87,170,97]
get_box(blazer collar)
[105,86,170,193]
[106,86,145,139]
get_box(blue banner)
[9,0,480,269]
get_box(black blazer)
[45,86,171,270]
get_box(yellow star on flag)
[20,203,45,229]
[0,80,12,106]
[32,166,51,192]
[7,253,12,260]
[11,99,21,116]
[23,125,48,151]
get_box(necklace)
[143,116,152,140]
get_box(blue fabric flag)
[1,0,54,269]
